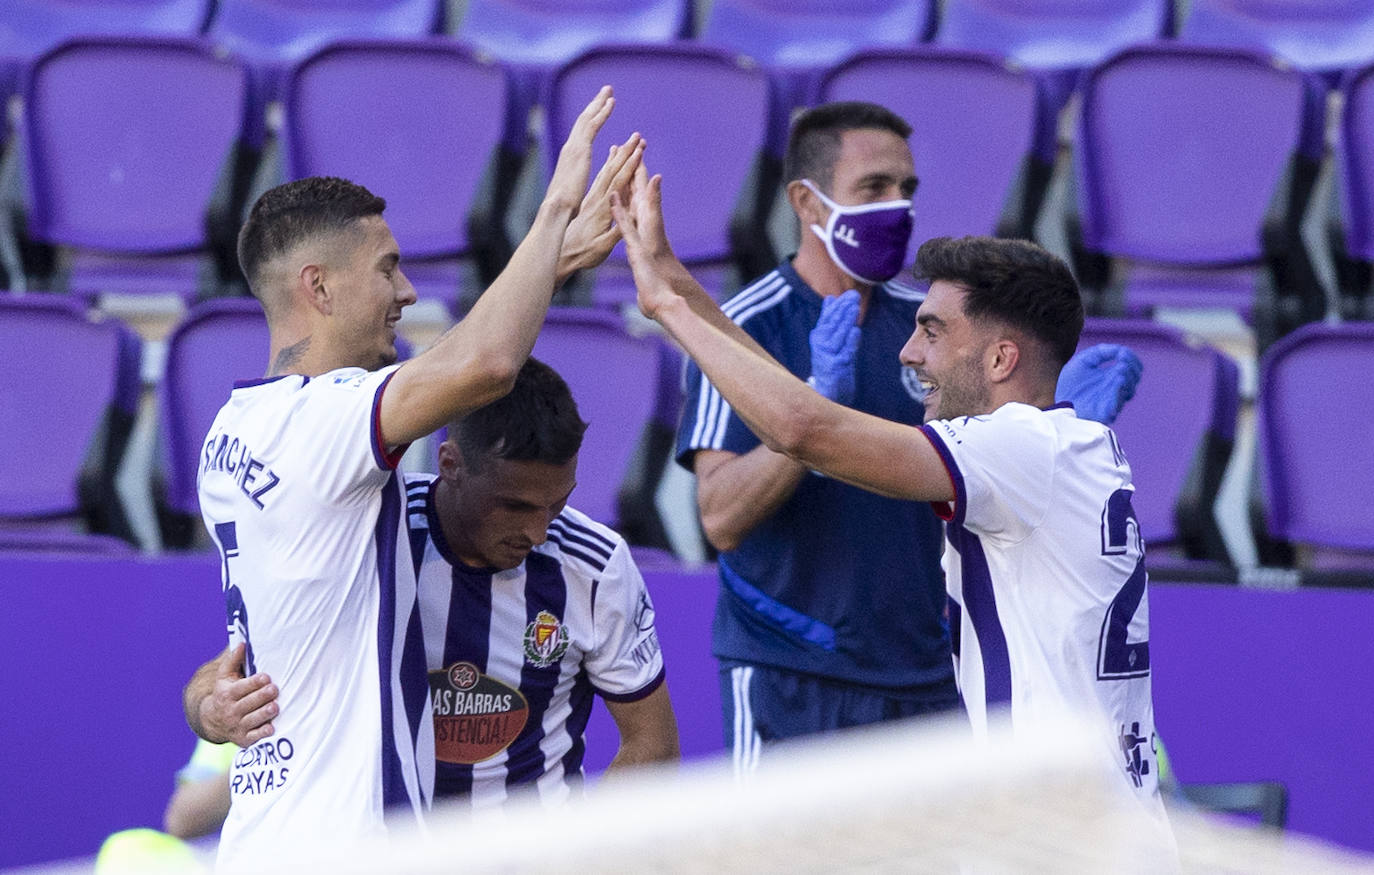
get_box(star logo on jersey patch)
[523,610,570,668]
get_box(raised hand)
[544,86,615,216]
[809,290,862,405]
[1055,342,1143,425]
[558,132,645,282]
[611,162,697,321]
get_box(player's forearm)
[604,686,680,774]
[183,659,226,744]
[380,200,576,445]
[695,447,809,552]
[163,773,231,839]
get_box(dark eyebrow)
[377,252,400,269]
[917,312,944,328]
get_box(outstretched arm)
[612,172,954,503]
[379,87,630,446]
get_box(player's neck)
[792,243,874,302]
[432,479,486,569]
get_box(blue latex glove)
[809,289,862,405]
[1056,343,1143,425]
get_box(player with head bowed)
[182,87,642,868]
[613,170,1173,849]
[180,359,679,837]
[673,101,1141,771]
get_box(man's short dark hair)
[913,236,1085,368]
[450,357,587,472]
[236,176,387,294]
[783,101,913,187]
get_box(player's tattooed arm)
[183,643,279,747]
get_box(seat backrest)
[1077,318,1238,549]
[1257,322,1374,550]
[209,0,440,67]
[1074,43,1322,266]
[455,0,688,68]
[936,0,1170,71]
[819,48,1044,251]
[0,297,140,517]
[1179,781,1289,830]
[1338,63,1374,263]
[530,308,663,528]
[1182,0,1374,77]
[545,44,770,264]
[22,36,249,253]
[160,298,271,515]
[702,0,932,70]
[0,0,211,57]
[283,39,508,260]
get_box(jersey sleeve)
[674,358,763,469]
[297,365,410,501]
[586,542,665,701]
[918,403,1058,543]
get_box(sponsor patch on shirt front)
[429,661,529,764]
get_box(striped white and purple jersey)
[197,366,433,871]
[920,402,1169,830]
[405,474,665,809]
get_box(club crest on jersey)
[523,610,570,668]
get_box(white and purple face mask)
[802,179,914,286]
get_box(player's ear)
[300,263,331,315]
[987,337,1020,383]
[437,439,464,482]
[786,179,823,227]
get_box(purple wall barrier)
[0,552,224,870]
[2,556,1371,869]
[1151,582,1374,852]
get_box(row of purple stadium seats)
[3,291,1370,573]
[0,295,678,554]
[3,34,1373,329]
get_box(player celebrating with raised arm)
[610,171,1173,844]
[185,88,635,869]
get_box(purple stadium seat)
[819,47,1050,250]
[1182,0,1374,85]
[158,298,270,519]
[0,296,141,552]
[1333,63,1374,317]
[208,0,441,101]
[1257,323,1374,567]
[0,0,211,96]
[20,36,250,299]
[282,39,509,309]
[453,0,689,149]
[530,308,667,532]
[544,43,771,307]
[1069,43,1327,343]
[1077,318,1239,567]
[935,0,1172,117]
[702,0,934,153]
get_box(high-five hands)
[610,163,697,321]
[559,132,646,282]
[544,86,616,217]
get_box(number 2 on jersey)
[214,521,256,675]
[1097,489,1149,680]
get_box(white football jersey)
[921,402,1169,828]
[197,367,433,870]
[406,475,665,810]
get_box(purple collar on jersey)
[232,375,307,389]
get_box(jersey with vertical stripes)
[920,402,1168,827]
[405,475,665,809]
[675,260,950,689]
[197,367,432,870]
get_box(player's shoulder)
[881,278,926,306]
[312,364,398,393]
[405,472,437,529]
[540,507,626,578]
[722,265,807,332]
